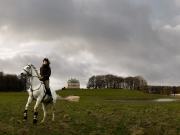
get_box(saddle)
[43,88,53,103]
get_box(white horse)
[21,64,80,124]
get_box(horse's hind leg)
[52,103,55,121]
[41,103,47,123]
[24,96,33,121]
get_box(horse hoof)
[33,119,38,124]
[23,117,27,122]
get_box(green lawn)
[0,89,180,135]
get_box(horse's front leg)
[24,96,33,121]
[33,97,42,124]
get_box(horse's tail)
[56,95,80,102]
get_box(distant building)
[67,78,80,89]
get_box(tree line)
[0,72,26,92]
[87,74,148,90]
[145,86,180,95]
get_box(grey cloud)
[0,0,152,42]
[0,0,180,87]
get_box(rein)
[25,65,43,92]
[30,80,43,92]
[24,64,48,102]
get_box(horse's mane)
[30,64,40,77]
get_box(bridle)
[23,65,39,78]
[23,65,43,92]
[23,69,32,77]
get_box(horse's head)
[21,64,33,78]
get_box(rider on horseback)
[39,58,52,97]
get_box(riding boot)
[46,88,52,97]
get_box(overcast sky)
[0,0,180,89]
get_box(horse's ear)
[27,63,32,66]
[27,63,32,68]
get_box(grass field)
[0,89,180,135]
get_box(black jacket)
[40,64,51,81]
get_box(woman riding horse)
[39,58,52,97]
[22,63,80,124]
